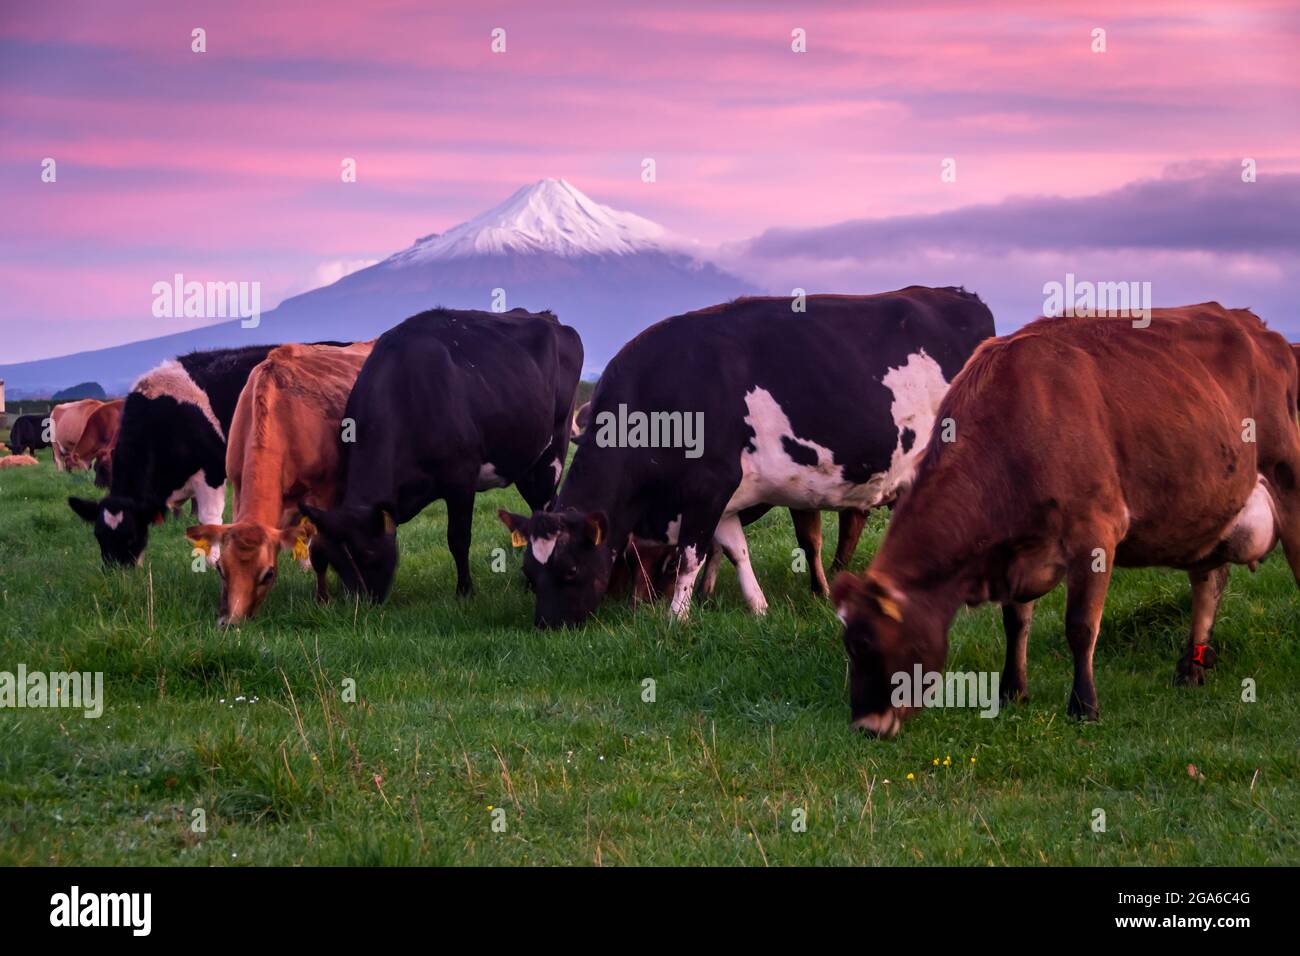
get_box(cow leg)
[713,513,768,615]
[1269,460,1300,589]
[446,489,475,597]
[694,543,723,598]
[790,509,829,596]
[1000,600,1034,703]
[1063,555,1112,721]
[667,545,706,620]
[310,541,331,604]
[1175,566,1227,686]
[830,508,869,573]
[53,443,66,472]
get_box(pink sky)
[2,0,1298,361]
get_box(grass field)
[1,451,1297,866]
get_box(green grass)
[1,450,1297,866]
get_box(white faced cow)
[68,346,283,566]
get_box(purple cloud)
[744,164,1300,260]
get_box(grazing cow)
[833,305,1300,738]
[301,308,583,601]
[625,505,871,604]
[499,287,995,628]
[185,342,373,625]
[51,399,106,472]
[574,396,867,598]
[65,399,124,484]
[68,346,283,566]
[696,505,870,600]
[6,414,50,457]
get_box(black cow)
[7,414,51,456]
[301,308,583,601]
[499,287,996,628]
[68,346,281,566]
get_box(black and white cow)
[7,414,51,457]
[68,345,282,566]
[300,307,583,601]
[499,287,996,628]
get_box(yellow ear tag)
[511,530,527,548]
[591,525,603,546]
[293,536,310,562]
[192,537,211,556]
[877,596,903,622]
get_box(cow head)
[498,508,612,628]
[186,520,313,625]
[298,503,398,601]
[831,570,948,739]
[68,495,159,567]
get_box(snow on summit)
[385,178,678,263]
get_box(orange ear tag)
[511,530,527,548]
[877,596,904,622]
[293,537,310,562]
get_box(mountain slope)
[1,180,757,396]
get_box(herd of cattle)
[7,286,1300,737]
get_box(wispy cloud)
[724,164,1300,337]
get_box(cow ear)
[364,506,396,536]
[279,519,315,558]
[299,503,326,528]
[863,572,906,623]
[584,511,608,547]
[299,503,338,538]
[498,510,530,548]
[186,524,224,556]
[68,496,100,523]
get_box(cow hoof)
[999,683,1029,704]
[852,711,901,739]
[1175,646,1216,686]
[455,583,473,598]
[1174,661,1207,686]
[1067,693,1099,722]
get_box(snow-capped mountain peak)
[385,178,678,263]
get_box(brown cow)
[186,342,373,625]
[834,304,1300,738]
[51,399,105,472]
[66,399,124,484]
